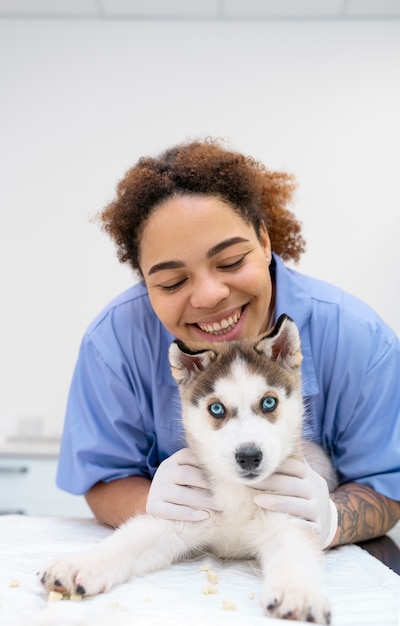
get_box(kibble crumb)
[206,569,218,585]
[202,585,218,595]
[9,579,20,588]
[47,591,63,602]
[69,593,83,602]
[199,563,212,571]
[222,599,237,611]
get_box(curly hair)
[98,138,305,275]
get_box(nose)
[235,444,263,473]
[189,273,230,309]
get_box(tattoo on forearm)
[331,483,400,546]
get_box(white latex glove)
[253,457,338,549]
[146,448,222,522]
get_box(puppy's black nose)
[235,445,263,472]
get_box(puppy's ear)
[254,314,302,370]
[169,340,218,385]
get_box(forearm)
[330,482,400,547]
[85,475,151,528]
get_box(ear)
[254,314,302,370]
[168,340,218,385]
[258,220,271,257]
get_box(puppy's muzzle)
[235,444,263,479]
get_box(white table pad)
[1,515,399,626]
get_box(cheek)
[237,262,271,297]
[147,291,183,331]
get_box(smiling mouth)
[196,309,242,336]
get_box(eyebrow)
[206,236,249,259]
[148,260,185,276]
[147,237,250,276]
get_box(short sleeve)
[312,311,400,500]
[56,292,184,495]
[56,334,156,494]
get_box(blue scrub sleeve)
[56,335,158,495]
[322,316,400,500]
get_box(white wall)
[0,18,399,438]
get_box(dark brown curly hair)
[98,138,305,276]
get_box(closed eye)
[218,254,247,271]
[159,278,188,292]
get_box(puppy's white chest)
[208,491,269,559]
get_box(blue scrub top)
[56,255,400,500]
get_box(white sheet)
[1,515,399,626]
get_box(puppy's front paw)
[262,584,331,624]
[39,554,111,598]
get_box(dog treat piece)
[222,599,237,611]
[9,579,20,588]
[47,591,63,602]
[248,591,255,600]
[203,585,218,595]
[47,590,83,603]
[69,593,83,602]
[206,569,218,585]
[199,563,212,571]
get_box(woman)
[57,138,400,548]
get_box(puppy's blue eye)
[261,396,278,412]
[208,402,226,418]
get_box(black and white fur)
[40,314,335,624]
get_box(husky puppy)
[40,315,335,624]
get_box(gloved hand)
[146,448,222,522]
[253,457,338,549]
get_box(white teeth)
[198,310,241,335]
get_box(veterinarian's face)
[140,195,274,343]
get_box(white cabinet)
[0,455,92,517]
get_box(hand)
[253,457,338,549]
[146,448,222,522]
